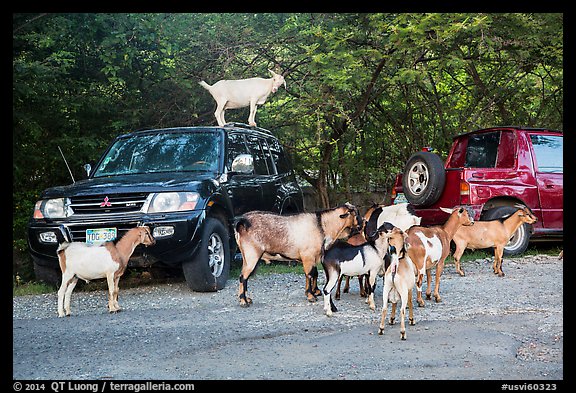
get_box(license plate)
[393,193,408,204]
[86,228,117,244]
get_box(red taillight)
[460,181,470,204]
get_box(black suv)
[28,123,304,291]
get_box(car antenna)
[58,145,76,183]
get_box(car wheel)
[482,206,531,256]
[182,217,230,292]
[402,151,446,207]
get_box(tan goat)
[234,203,362,307]
[378,227,415,340]
[452,205,537,277]
[199,70,286,127]
[405,206,474,307]
[57,226,156,317]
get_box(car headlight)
[33,198,71,219]
[147,192,200,213]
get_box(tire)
[402,151,446,207]
[33,260,61,285]
[182,217,230,292]
[482,206,531,256]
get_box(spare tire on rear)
[402,151,446,207]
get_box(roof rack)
[223,122,273,135]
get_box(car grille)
[69,193,149,215]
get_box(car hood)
[40,172,220,199]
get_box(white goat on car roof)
[199,70,286,127]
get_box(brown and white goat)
[321,223,399,316]
[337,203,421,299]
[234,203,362,307]
[378,229,415,340]
[405,206,474,307]
[56,226,156,317]
[199,70,286,127]
[452,205,537,277]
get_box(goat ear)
[439,207,453,214]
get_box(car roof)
[453,126,563,140]
[118,123,276,140]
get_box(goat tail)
[198,80,211,90]
[57,242,71,254]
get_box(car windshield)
[92,131,221,177]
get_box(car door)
[224,132,264,216]
[244,135,278,212]
[528,133,563,231]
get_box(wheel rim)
[207,232,225,278]
[505,225,525,252]
[407,161,429,196]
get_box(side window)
[267,138,290,174]
[465,131,500,168]
[245,136,272,175]
[495,131,516,168]
[530,135,563,173]
[226,133,249,171]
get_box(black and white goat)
[321,223,404,316]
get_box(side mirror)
[230,154,254,174]
[83,163,92,177]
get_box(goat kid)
[378,230,415,340]
[337,202,421,299]
[322,223,398,316]
[234,203,362,307]
[57,226,156,317]
[199,70,286,127]
[452,205,537,277]
[406,206,474,307]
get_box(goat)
[56,226,156,317]
[405,206,474,307]
[321,223,398,316]
[336,203,421,299]
[199,70,286,127]
[378,229,415,340]
[452,205,537,277]
[234,203,362,307]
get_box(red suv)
[391,126,563,255]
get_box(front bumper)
[28,209,206,269]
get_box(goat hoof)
[378,328,384,335]
[458,271,466,277]
[435,297,442,303]
[239,296,253,307]
[313,288,322,297]
[425,293,431,300]
[401,332,407,340]
[409,318,415,326]
[417,301,425,308]
[307,296,317,303]
[389,318,395,325]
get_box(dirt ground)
[13,254,563,382]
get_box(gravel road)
[13,254,563,381]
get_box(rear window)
[448,130,516,169]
